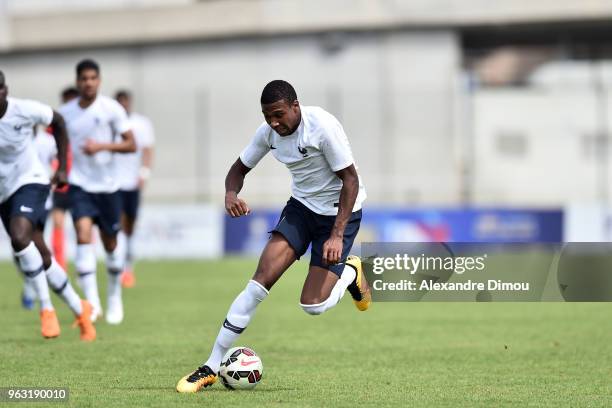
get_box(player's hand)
[225,192,250,217]
[83,139,102,155]
[52,169,68,189]
[322,235,343,266]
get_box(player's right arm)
[83,129,136,155]
[49,111,69,188]
[225,158,252,217]
[225,124,271,218]
[25,99,69,188]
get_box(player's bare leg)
[299,264,356,315]
[251,232,297,289]
[120,213,136,288]
[300,257,370,314]
[100,231,125,325]
[300,266,338,306]
[74,217,102,321]
[177,232,295,393]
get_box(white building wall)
[0,30,462,206]
[473,88,605,206]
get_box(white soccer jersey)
[0,97,53,203]
[115,112,155,191]
[33,128,57,178]
[33,128,58,210]
[239,105,366,216]
[59,95,131,193]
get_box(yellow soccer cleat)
[346,255,371,311]
[176,365,217,393]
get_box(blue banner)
[223,207,563,255]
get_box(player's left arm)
[49,110,69,188]
[139,118,155,187]
[322,164,359,266]
[139,146,154,188]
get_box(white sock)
[78,274,100,312]
[106,244,125,299]
[204,280,269,372]
[45,258,82,315]
[15,257,37,301]
[75,244,101,312]
[300,265,356,315]
[125,234,135,270]
[15,242,53,311]
[108,271,121,299]
[23,279,37,301]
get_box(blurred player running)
[19,88,78,309]
[59,59,136,324]
[18,125,57,310]
[17,125,54,310]
[177,80,370,392]
[114,89,155,288]
[0,70,95,341]
[50,86,79,270]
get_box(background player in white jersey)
[49,87,79,271]
[177,80,371,392]
[114,89,155,288]
[0,70,96,341]
[59,59,136,324]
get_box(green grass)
[1,258,612,407]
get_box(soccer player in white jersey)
[49,87,80,271]
[0,70,96,341]
[177,80,371,392]
[20,91,76,310]
[114,89,155,288]
[18,126,56,310]
[59,59,136,324]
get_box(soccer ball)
[219,347,263,390]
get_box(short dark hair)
[115,89,131,100]
[0,70,5,87]
[76,59,100,77]
[61,86,78,99]
[260,80,297,105]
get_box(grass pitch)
[1,258,612,407]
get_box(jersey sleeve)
[110,100,132,135]
[25,100,54,127]
[319,115,355,172]
[239,123,271,169]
